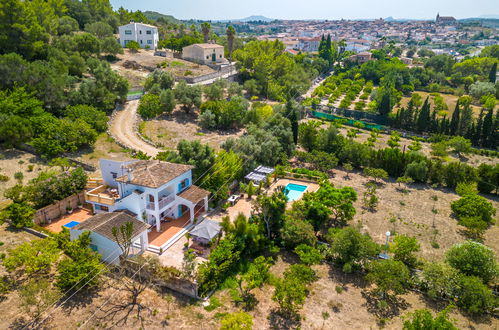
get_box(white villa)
[118,22,159,49]
[83,159,210,254]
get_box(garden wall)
[122,258,200,299]
[33,191,86,225]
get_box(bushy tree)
[390,235,420,268]
[294,244,323,265]
[175,81,202,113]
[3,202,35,228]
[446,241,498,284]
[420,262,461,301]
[455,275,497,315]
[65,104,108,132]
[280,217,317,249]
[144,69,175,92]
[326,227,380,272]
[159,89,176,114]
[366,259,411,298]
[3,239,60,276]
[137,93,163,119]
[451,194,496,235]
[403,308,457,330]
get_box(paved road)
[109,100,162,157]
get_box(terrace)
[42,208,94,233]
[85,184,119,206]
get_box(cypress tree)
[474,109,484,146]
[481,108,494,148]
[286,99,299,145]
[378,90,392,116]
[416,97,431,133]
[449,100,460,135]
[489,62,497,83]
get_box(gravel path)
[109,100,161,157]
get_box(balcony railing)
[146,202,155,210]
[85,184,118,206]
[158,194,175,210]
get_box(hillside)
[143,10,181,24]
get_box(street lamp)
[379,231,391,260]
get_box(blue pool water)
[284,183,308,201]
[63,221,80,229]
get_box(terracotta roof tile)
[73,211,149,242]
[178,185,210,204]
[116,160,193,188]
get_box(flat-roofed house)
[118,22,159,49]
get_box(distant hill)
[239,15,274,22]
[459,17,499,28]
[213,15,275,23]
[143,11,181,24]
[478,14,499,19]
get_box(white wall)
[118,23,159,49]
[70,229,122,265]
[100,159,137,187]
[70,229,149,265]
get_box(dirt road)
[109,100,162,157]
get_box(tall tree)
[286,99,299,144]
[449,100,460,136]
[201,22,211,43]
[416,97,431,133]
[489,62,497,83]
[226,25,236,61]
[481,109,494,148]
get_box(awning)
[190,219,221,241]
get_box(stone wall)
[33,191,86,225]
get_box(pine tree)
[489,62,497,83]
[416,97,431,133]
[449,100,460,136]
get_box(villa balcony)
[146,194,176,211]
[85,185,119,206]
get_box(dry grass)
[71,133,131,170]
[395,91,483,117]
[142,108,244,151]
[330,167,499,259]
[0,149,52,200]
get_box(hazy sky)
[109,0,498,20]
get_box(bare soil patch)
[330,167,499,260]
[0,149,52,200]
[142,108,244,151]
[110,49,215,88]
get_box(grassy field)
[394,91,483,117]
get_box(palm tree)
[201,22,211,43]
[226,25,236,61]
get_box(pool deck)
[268,178,320,204]
[42,208,94,233]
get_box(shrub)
[402,308,457,330]
[280,217,317,249]
[445,241,498,284]
[294,244,323,265]
[455,275,497,315]
[390,235,420,268]
[451,194,496,235]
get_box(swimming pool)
[284,183,308,201]
[63,221,80,229]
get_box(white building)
[85,159,210,253]
[70,211,150,264]
[118,22,159,49]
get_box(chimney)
[127,168,133,182]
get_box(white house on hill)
[118,22,159,49]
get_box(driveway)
[109,100,162,157]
